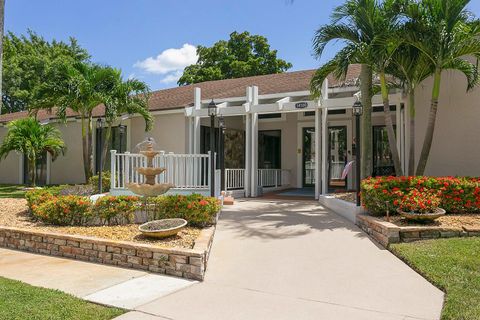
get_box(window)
[258,130,281,169]
[373,105,396,113]
[304,109,346,117]
[372,125,396,176]
[259,113,282,119]
[95,125,127,173]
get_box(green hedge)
[361,176,480,216]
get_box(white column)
[395,101,405,173]
[244,87,252,197]
[314,106,321,199]
[321,107,328,195]
[193,87,201,154]
[250,86,259,197]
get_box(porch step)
[223,196,235,205]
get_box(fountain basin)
[139,218,187,238]
[127,183,174,197]
[136,167,166,176]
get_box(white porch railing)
[224,168,290,190]
[111,150,212,190]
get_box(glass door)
[328,126,347,191]
[372,125,395,176]
[302,127,316,187]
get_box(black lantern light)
[353,100,363,206]
[208,100,217,197]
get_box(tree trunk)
[81,116,91,182]
[0,0,5,115]
[379,72,403,176]
[101,125,112,171]
[87,115,94,180]
[29,158,36,187]
[407,88,415,176]
[416,69,442,175]
[360,64,373,179]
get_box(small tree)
[178,31,292,85]
[0,117,66,186]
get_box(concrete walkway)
[130,199,444,320]
[0,248,196,310]
[0,200,444,319]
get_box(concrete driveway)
[131,199,444,320]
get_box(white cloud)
[159,70,183,84]
[134,43,198,75]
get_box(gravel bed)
[383,213,480,229]
[0,198,201,249]
[329,192,356,203]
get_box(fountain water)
[126,138,174,197]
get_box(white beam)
[321,108,328,195]
[193,87,201,154]
[244,87,253,197]
[251,86,259,197]
[314,107,321,199]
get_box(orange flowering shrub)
[398,189,441,213]
[361,176,480,216]
[93,195,140,225]
[33,195,92,225]
[150,194,221,227]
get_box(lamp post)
[208,100,217,197]
[96,118,105,193]
[218,116,226,192]
[352,100,363,206]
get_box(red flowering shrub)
[150,194,221,227]
[361,176,480,216]
[93,195,140,225]
[33,195,92,225]
[398,189,441,213]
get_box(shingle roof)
[0,65,361,123]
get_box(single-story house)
[0,65,479,198]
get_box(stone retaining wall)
[0,226,215,281]
[356,214,480,247]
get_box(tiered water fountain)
[127,138,186,238]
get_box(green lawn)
[0,184,26,198]
[391,238,480,320]
[0,277,124,320]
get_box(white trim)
[18,153,23,184]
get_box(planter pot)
[139,218,187,238]
[398,208,446,222]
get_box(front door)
[302,127,315,187]
[328,126,348,191]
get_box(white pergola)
[184,80,406,199]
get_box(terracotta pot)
[398,208,446,222]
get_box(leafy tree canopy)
[2,30,90,114]
[178,31,292,85]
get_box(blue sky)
[6,0,480,90]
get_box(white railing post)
[124,151,130,185]
[110,150,116,189]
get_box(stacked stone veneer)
[356,214,480,247]
[0,226,215,281]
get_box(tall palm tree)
[408,0,480,175]
[0,0,5,115]
[34,62,117,180]
[0,117,66,186]
[311,0,404,177]
[102,73,152,169]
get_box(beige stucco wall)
[0,126,21,184]
[414,70,480,177]
[130,112,188,154]
[49,121,85,185]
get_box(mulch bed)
[382,213,480,230]
[0,198,201,249]
[329,192,356,203]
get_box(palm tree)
[34,62,117,181]
[311,0,404,177]
[388,43,433,175]
[0,117,66,186]
[102,73,152,169]
[0,0,5,115]
[407,0,480,175]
